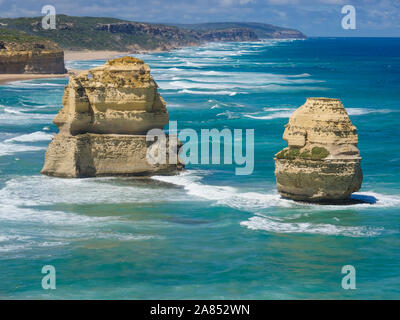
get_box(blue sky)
[0,0,399,36]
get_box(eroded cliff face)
[0,40,66,74]
[41,56,182,178]
[274,98,363,203]
[198,28,258,42]
[94,22,258,51]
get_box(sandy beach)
[0,51,130,85]
[64,50,131,61]
[0,73,70,85]
[0,69,83,85]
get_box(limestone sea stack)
[0,31,66,74]
[41,56,183,177]
[274,98,363,203]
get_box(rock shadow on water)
[280,194,377,206]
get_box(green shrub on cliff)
[0,29,61,51]
[310,147,330,160]
[277,146,329,160]
[276,148,300,160]
[0,29,46,43]
[300,147,330,160]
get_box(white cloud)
[220,0,256,6]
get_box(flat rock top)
[105,56,145,66]
[74,56,154,88]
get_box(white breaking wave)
[0,175,167,253]
[0,110,54,125]
[0,143,45,157]
[0,202,111,225]
[0,223,156,253]
[240,216,383,237]
[216,110,240,119]
[177,89,238,96]
[159,79,324,91]
[4,131,53,143]
[263,107,295,112]
[152,171,400,211]
[6,81,65,88]
[167,76,322,86]
[152,171,399,237]
[0,175,191,209]
[0,131,51,156]
[153,172,297,211]
[244,111,293,120]
[346,108,394,116]
[4,108,23,114]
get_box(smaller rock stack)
[0,38,66,74]
[274,98,363,203]
[41,56,182,177]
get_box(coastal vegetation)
[0,29,61,50]
[0,15,306,51]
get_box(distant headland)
[0,15,306,53]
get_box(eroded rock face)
[54,56,168,135]
[41,56,182,178]
[0,40,66,74]
[274,98,363,203]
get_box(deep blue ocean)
[0,37,399,299]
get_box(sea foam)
[0,131,52,156]
[152,171,399,237]
[240,216,383,237]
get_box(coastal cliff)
[41,56,182,177]
[0,29,66,74]
[0,15,306,51]
[274,98,363,203]
[176,22,306,39]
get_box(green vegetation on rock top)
[0,28,61,51]
[0,28,44,43]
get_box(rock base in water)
[275,157,362,203]
[41,133,182,178]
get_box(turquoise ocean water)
[0,38,399,299]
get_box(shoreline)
[0,73,69,85]
[0,69,81,85]
[64,50,132,61]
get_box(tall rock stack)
[274,98,363,203]
[41,56,182,177]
